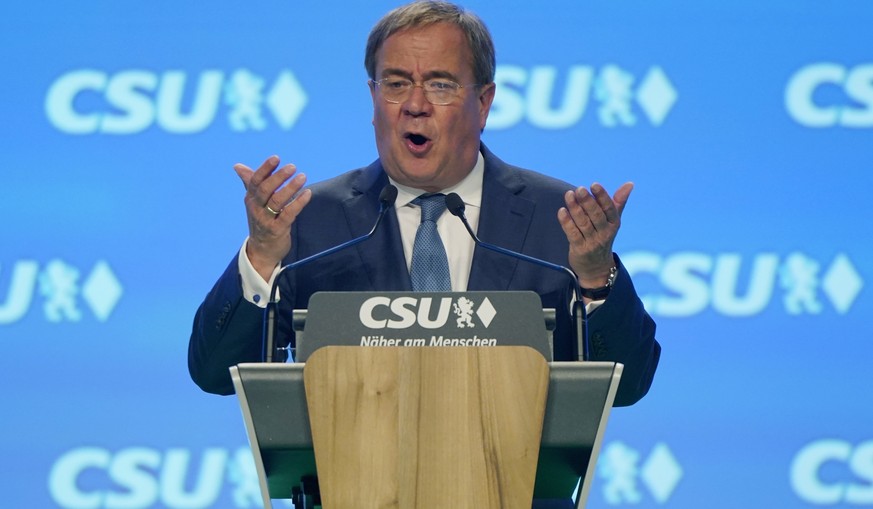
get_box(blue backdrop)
[2,1,871,507]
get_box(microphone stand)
[444,193,589,361]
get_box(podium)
[231,292,623,508]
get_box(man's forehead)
[375,23,474,78]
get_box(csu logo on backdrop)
[45,69,307,134]
[624,251,863,317]
[49,447,265,509]
[791,439,873,504]
[488,64,677,130]
[785,63,873,128]
[359,296,496,329]
[0,259,122,325]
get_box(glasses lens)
[379,78,410,103]
[377,78,461,105]
[424,80,459,105]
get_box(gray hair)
[364,1,496,85]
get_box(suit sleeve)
[587,254,661,407]
[188,257,265,395]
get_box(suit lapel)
[343,162,412,291]
[467,147,536,291]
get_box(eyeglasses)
[370,77,480,105]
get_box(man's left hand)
[558,182,633,292]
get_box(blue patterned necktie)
[409,193,452,291]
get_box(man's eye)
[428,80,454,91]
[385,80,410,89]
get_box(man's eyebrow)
[423,70,459,81]
[380,68,413,79]
[379,68,460,81]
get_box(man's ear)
[369,80,377,125]
[478,82,496,130]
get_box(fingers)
[265,172,307,215]
[248,155,281,189]
[238,155,309,217]
[233,163,254,189]
[563,185,608,238]
[563,182,633,232]
[279,186,312,223]
[557,202,584,243]
[591,183,618,224]
[613,182,634,216]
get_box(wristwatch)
[580,266,617,300]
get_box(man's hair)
[364,1,496,85]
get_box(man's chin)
[393,170,446,193]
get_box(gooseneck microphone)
[444,193,590,361]
[263,184,398,362]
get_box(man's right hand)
[234,155,312,281]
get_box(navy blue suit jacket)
[189,146,660,405]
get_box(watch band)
[580,265,617,299]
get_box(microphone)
[263,184,398,362]
[444,192,589,361]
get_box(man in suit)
[189,1,660,407]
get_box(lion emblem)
[453,297,476,328]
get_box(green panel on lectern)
[534,448,589,498]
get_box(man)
[189,1,659,407]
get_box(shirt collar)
[388,151,484,210]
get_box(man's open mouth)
[406,133,429,146]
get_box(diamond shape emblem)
[822,253,863,314]
[82,261,123,322]
[266,70,308,130]
[640,442,682,503]
[636,66,677,126]
[476,297,496,328]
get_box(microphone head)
[445,192,466,217]
[379,184,398,206]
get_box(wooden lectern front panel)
[304,346,549,508]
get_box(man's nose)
[403,84,432,116]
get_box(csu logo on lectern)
[359,296,497,329]
[45,68,308,134]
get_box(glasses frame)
[370,77,482,106]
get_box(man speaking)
[189,1,660,408]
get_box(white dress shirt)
[389,152,484,292]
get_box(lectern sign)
[295,291,552,362]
